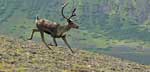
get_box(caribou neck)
[63,24,71,32]
[57,24,71,36]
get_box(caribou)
[28,3,79,53]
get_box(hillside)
[0,35,150,72]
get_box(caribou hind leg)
[28,29,39,40]
[40,31,52,50]
[28,29,52,50]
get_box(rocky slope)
[0,36,150,72]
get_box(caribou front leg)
[49,38,57,46]
[40,31,52,50]
[53,38,57,46]
[28,29,39,40]
[62,36,74,53]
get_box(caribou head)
[61,3,79,29]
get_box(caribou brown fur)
[28,3,79,53]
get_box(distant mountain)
[0,0,150,41]
[1,0,150,52]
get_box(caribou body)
[28,3,79,53]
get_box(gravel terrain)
[0,36,150,72]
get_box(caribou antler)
[61,3,68,19]
[61,3,77,20]
[68,8,77,19]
